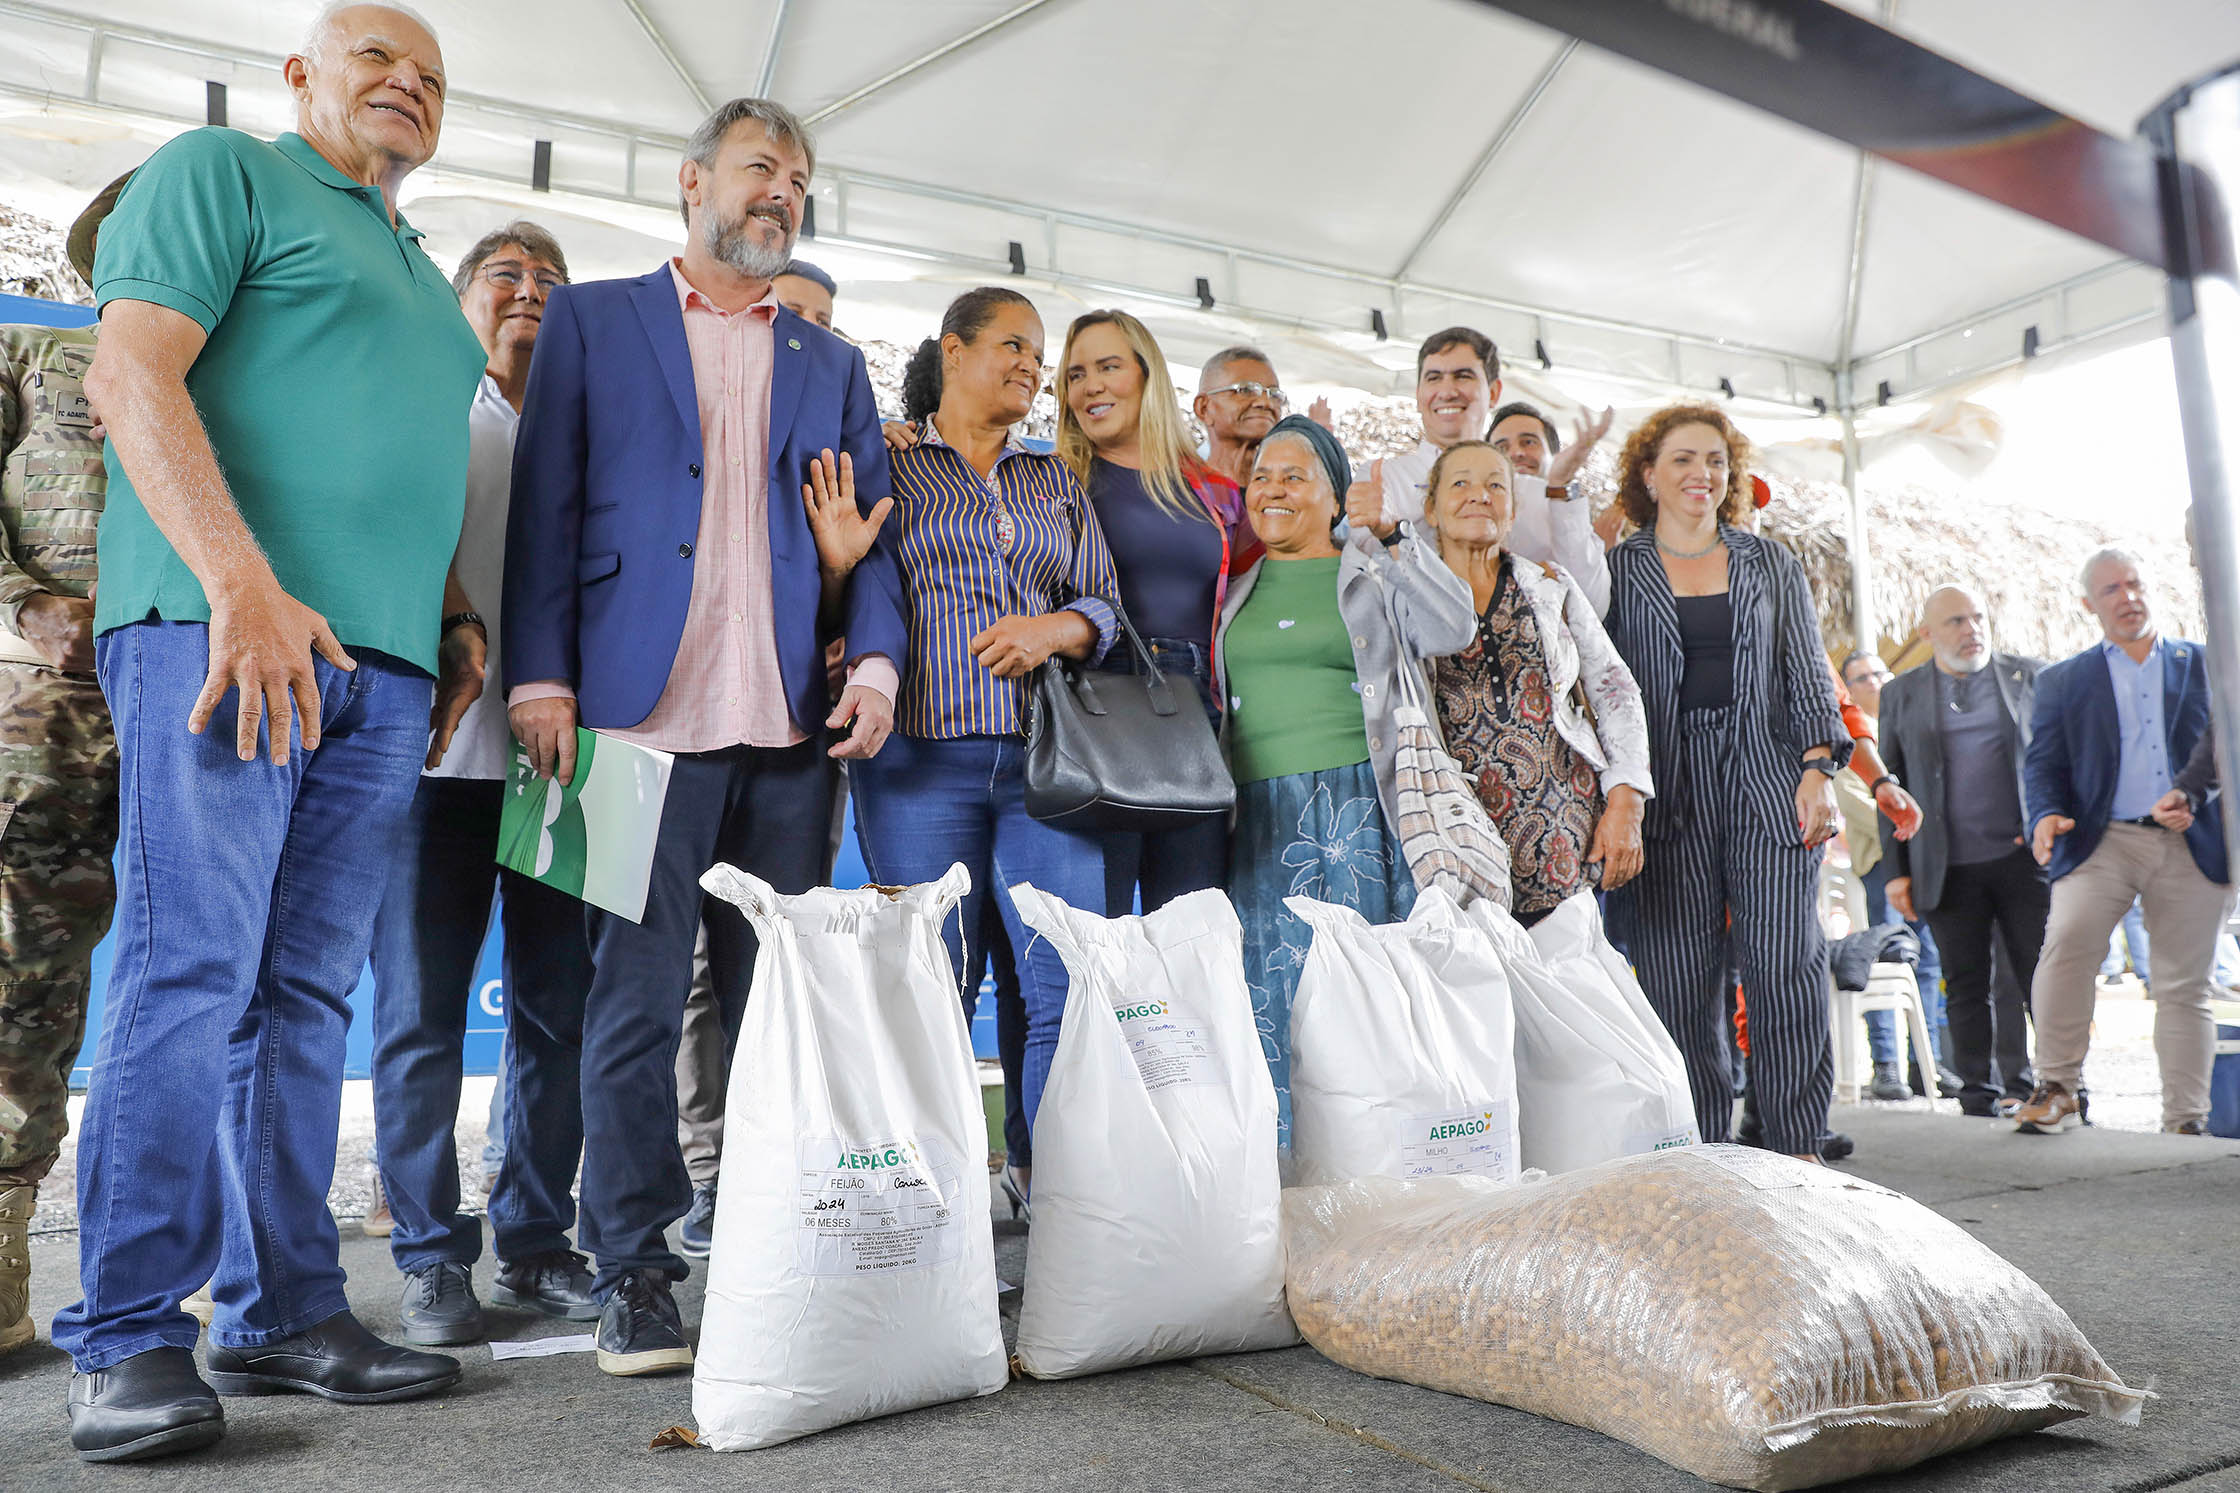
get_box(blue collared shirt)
[888,419,1120,739]
[2104,636,2173,819]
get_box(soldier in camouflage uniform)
[0,182,120,1354]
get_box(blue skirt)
[1230,758,1417,1141]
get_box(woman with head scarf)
[1054,309,1259,916]
[1420,440,1652,922]
[1216,416,1474,1138]
[850,287,1120,1210]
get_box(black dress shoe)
[493,1250,599,1321]
[678,1184,717,1260]
[68,1345,225,1463]
[204,1310,460,1404]
[1818,1131,1856,1162]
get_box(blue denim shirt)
[2104,636,2173,819]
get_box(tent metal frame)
[1391,39,1576,284]
[613,0,710,115]
[3,0,2146,416]
[803,0,1068,127]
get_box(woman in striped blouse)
[849,287,1121,1202]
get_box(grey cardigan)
[1213,524,1476,832]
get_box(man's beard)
[1937,644,1989,674]
[705,202,794,280]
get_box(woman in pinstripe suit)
[1601,406,1851,1161]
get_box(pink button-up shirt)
[512,259,895,750]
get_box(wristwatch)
[1547,482,1572,501]
[1868,774,1901,796]
[1802,756,1841,778]
[443,610,485,635]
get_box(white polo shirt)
[426,374,516,782]
[1381,437,1610,614]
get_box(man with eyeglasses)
[1350,327,1614,611]
[1193,345,1289,489]
[362,220,601,1349]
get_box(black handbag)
[1021,611,1236,832]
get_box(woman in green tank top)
[1214,416,1474,1145]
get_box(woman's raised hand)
[803,449,893,579]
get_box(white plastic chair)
[1819,858,1944,1109]
[1828,963,1943,1107]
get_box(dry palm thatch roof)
[854,346,2204,662]
[0,201,90,305]
[6,210,2199,657]
[1753,474,2203,665]
[1257,389,2206,665]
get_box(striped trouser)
[1625,708,1834,1156]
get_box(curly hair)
[1613,404,1752,529]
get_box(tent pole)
[1838,389,1875,655]
[2146,67,2240,852]
[1834,126,1880,657]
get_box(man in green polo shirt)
[53,3,483,1463]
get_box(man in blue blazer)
[2017,547,2232,1136]
[500,98,902,1375]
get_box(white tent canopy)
[4,0,2238,410]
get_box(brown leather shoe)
[2013,1082,2084,1134]
[361,1171,394,1239]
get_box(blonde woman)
[1055,310,1260,914]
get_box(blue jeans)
[55,621,430,1371]
[368,776,592,1273]
[1099,639,1229,916]
[852,733,1103,1134]
[1860,860,1947,1070]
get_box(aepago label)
[1396,1100,1516,1183]
[1111,992,1215,1093]
[830,1140,925,1172]
[794,1134,965,1277]
[1623,1126,1696,1156]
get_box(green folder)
[498,727,674,923]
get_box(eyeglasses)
[1204,380,1288,411]
[480,264,565,295]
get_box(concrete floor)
[5,1106,2239,1492]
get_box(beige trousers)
[2030,823,2234,1127]
[675,923,724,1187]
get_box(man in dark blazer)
[1877,585,2044,1116]
[501,97,902,1374]
[2017,548,2232,1135]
